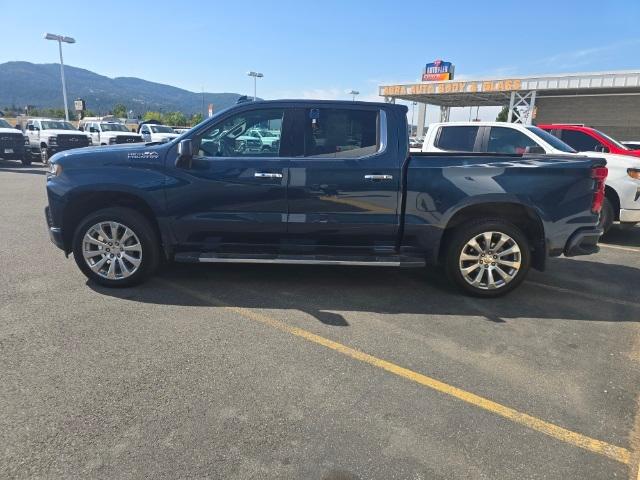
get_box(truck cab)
[26,118,91,165]
[81,121,143,146]
[0,118,31,165]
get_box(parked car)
[621,141,640,150]
[422,121,640,233]
[538,124,640,158]
[80,121,143,145]
[45,100,605,297]
[139,124,179,143]
[26,118,91,165]
[409,136,423,149]
[0,118,31,165]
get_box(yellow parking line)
[599,243,640,254]
[162,280,631,465]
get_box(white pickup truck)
[422,121,640,232]
[0,118,31,165]
[138,124,179,143]
[26,118,92,165]
[81,121,142,146]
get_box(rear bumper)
[564,227,603,257]
[45,206,65,250]
[619,208,640,223]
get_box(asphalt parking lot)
[1,161,640,480]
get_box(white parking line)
[526,281,640,309]
[599,243,640,254]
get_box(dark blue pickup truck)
[45,100,606,297]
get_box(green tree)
[190,113,204,126]
[112,103,127,118]
[163,111,187,126]
[143,111,162,122]
[496,106,510,122]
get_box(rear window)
[435,126,478,152]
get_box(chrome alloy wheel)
[82,221,142,280]
[458,231,521,290]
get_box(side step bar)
[174,252,425,268]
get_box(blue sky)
[1,0,639,120]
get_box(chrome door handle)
[364,174,393,181]
[254,172,283,178]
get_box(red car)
[538,124,640,158]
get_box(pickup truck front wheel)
[445,219,531,298]
[72,207,160,287]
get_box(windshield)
[150,125,174,133]
[527,127,576,153]
[41,121,76,130]
[100,123,129,132]
[0,119,12,128]
[593,128,627,150]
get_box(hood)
[0,128,24,135]
[153,133,178,139]
[41,129,90,137]
[50,141,168,168]
[100,131,143,137]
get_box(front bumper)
[564,227,603,257]
[45,206,65,250]
[619,208,640,223]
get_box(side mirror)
[176,139,193,169]
[525,145,546,154]
[78,126,84,131]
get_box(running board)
[174,252,425,267]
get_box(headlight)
[48,136,57,146]
[48,162,63,177]
[628,168,640,180]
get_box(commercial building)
[379,70,640,139]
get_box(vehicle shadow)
[0,160,45,175]
[88,257,640,327]
[601,224,640,247]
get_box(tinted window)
[304,108,379,158]
[0,119,11,128]
[486,127,537,154]
[559,130,602,152]
[526,127,575,153]
[196,108,283,158]
[436,126,478,152]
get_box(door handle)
[364,174,393,181]
[254,172,283,178]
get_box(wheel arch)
[604,185,620,221]
[438,202,546,271]
[61,190,167,258]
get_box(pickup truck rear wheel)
[72,207,160,287]
[445,219,531,297]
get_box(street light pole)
[44,33,75,122]
[411,102,417,135]
[247,71,264,101]
[348,90,360,101]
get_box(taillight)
[591,166,608,214]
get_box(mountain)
[0,61,243,115]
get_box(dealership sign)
[380,78,523,97]
[422,60,454,81]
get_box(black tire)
[444,218,531,298]
[598,197,614,234]
[72,207,160,287]
[21,151,32,166]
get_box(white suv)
[422,121,640,232]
